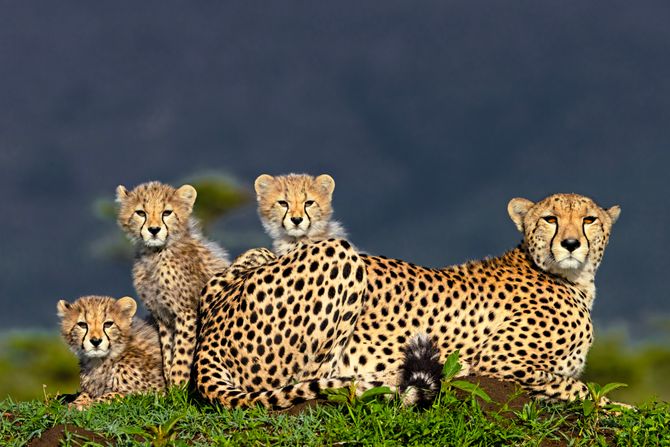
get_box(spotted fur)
[194,193,623,408]
[116,181,229,385]
[57,295,165,408]
[195,239,398,408]
[343,193,621,403]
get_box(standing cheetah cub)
[116,181,229,385]
[57,295,165,409]
[255,173,347,255]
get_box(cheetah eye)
[542,216,557,224]
[162,210,173,217]
[583,216,597,224]
[77,322,88,329]
[135,210,146,218]
[305,200,315,207]
[103,321,114,329]
[277,200,289,208]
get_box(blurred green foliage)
[90,172,251,262]
[2,328,669,403]
[182,172,251,232]
[0,332,78,401]
[582,329,670,404]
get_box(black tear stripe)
[80,310,89,350]
[582,222,591,251]
[548,220,558,252]
[102,326,111,346]
[139,202,148,234]
[304,205,312,223]
[80,327,89,350]
[281,206,289,229]
[162,212,174,238]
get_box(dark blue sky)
[0,1,668,335]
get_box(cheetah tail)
[399,333,443,408]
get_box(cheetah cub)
[57,295,165,409]
[216,174,347,283]
[255,173,347,255]
[116,181,229,385]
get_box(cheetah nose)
[148,226,161,236]
[560,238,581,252]
[291,217,303,225]
[90,338,102,347]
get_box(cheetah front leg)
[510,369,591,401]
[472,319,631,407]
[168,310,198,385]
[157,320,174,384]
[93,392,123,404]
[474,353,596,402]
[511,369,633,409]
[69,392,122,410]
[70,392,93,410]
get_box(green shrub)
[0,332,78,401]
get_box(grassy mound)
[3,377,669,447]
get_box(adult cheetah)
[343,193,621,402]
[195,193,621,407]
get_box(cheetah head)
[57,296,137,360]
[116,181,197,249]
[254,173,336,239]
[508,193,621,280]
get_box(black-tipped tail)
[399,333,443,408]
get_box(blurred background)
[1,1,669,403]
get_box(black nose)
[290,217,303,225]
[148,226,161,235]
[90,338,102,347]
[561,238,581,252]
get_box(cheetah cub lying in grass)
[116,181,229,385]
[57,296,165,409]
[221,173,348,278]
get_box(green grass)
[2,330,669,445]
[2,387,669,446]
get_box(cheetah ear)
[115,296,137,318]
[507,198,535,233]
[315,174,335,197]
[115,185,128,203]
[606,205,621,224]
[254,174,275,197]
[57,300,71,318]
[176,185,197,208]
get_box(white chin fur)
[143,237,166,247]
[84,349,109,358]
[285,228,307,237]
[556,257,583,270]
